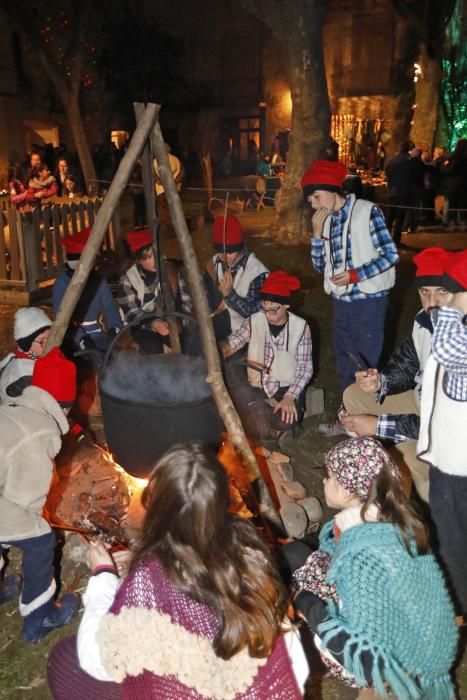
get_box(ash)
[101,351,212,405]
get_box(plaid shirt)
[432,306,467,401]
[119,265,192,325]
[225,314,313,398]
[217,249,268,320]
[375,414,409,443]
[311,196,398,302]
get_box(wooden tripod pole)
[148,117,282,530]
[134,102,180,352]
[43,104,161,354]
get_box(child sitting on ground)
[282,437,457,698]
[0,307,51,402]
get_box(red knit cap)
[61,228,91,257]
[260,270,300,303]
[32,346,77,404]
[213,215,244,252]
[127,229,153,256]
[301,160,347,198]
[413,247,452,287]
[443,248,467,293]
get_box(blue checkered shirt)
[310,196,398,302]
[217,249,268,320]
[432,306,467,401]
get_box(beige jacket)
[0,386,69,542]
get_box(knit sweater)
[317,521,457,699]
[80,555,305,699]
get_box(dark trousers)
[1,531,56,617]
[332,295,389,391]
[386,195,410,245]
[429,466,467,615]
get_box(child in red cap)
[0,347,80,642]
[301,158,399,435]
[52,228,122,353]
[204,214,269,342]
[418,247,467,619]
[119,229,194,354]
[222,270,313,439]
[340,246,454,502]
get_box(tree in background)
[1,0,98,190]
[440,0,467,149]
[238,0,330,244]
[391,0,457,150]
[98,4,183,126]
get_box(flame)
[97,445,148,490]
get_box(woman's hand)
[87,541,114,572]
[112,549,132,578]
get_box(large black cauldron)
[99,316,223,478]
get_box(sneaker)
[0,574,22,605]
[22,592,80,644]
[317,415,347,437]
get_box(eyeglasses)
[260,305,281,315]
[32,337,47,346]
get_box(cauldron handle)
[101,311,197,376]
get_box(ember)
[46,441,148,546]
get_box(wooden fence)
[0,197,121,298]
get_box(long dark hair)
[131,441,288,660]
[361,462,430,554]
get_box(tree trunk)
[65,88,98,193]
[238,0,331,245]
[409,43,443,149]
[274,3,330,243]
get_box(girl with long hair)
[47,442,308,699]
[282,437,458,699]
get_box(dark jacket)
[379,310,433,440]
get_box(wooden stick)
[44,103,161,353]
[149,121,282,531]
[134,103,180,352]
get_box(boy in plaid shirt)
[222,271,313,440]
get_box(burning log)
[46,443,137,546]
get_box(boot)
[0,574,22,605]
[22,592,80,644]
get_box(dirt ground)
[1,205,467,698]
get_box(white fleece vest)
[417,355,467,476]
[412,318,433,404]
[214,253,268,332]
[0,355,34,403]
[247,311,306,389]
[125,264,160,313]
[323,195,395,296]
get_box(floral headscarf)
[324,437,396,498]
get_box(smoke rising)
[101,351,212,405]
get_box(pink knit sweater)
[102,555,302,699]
